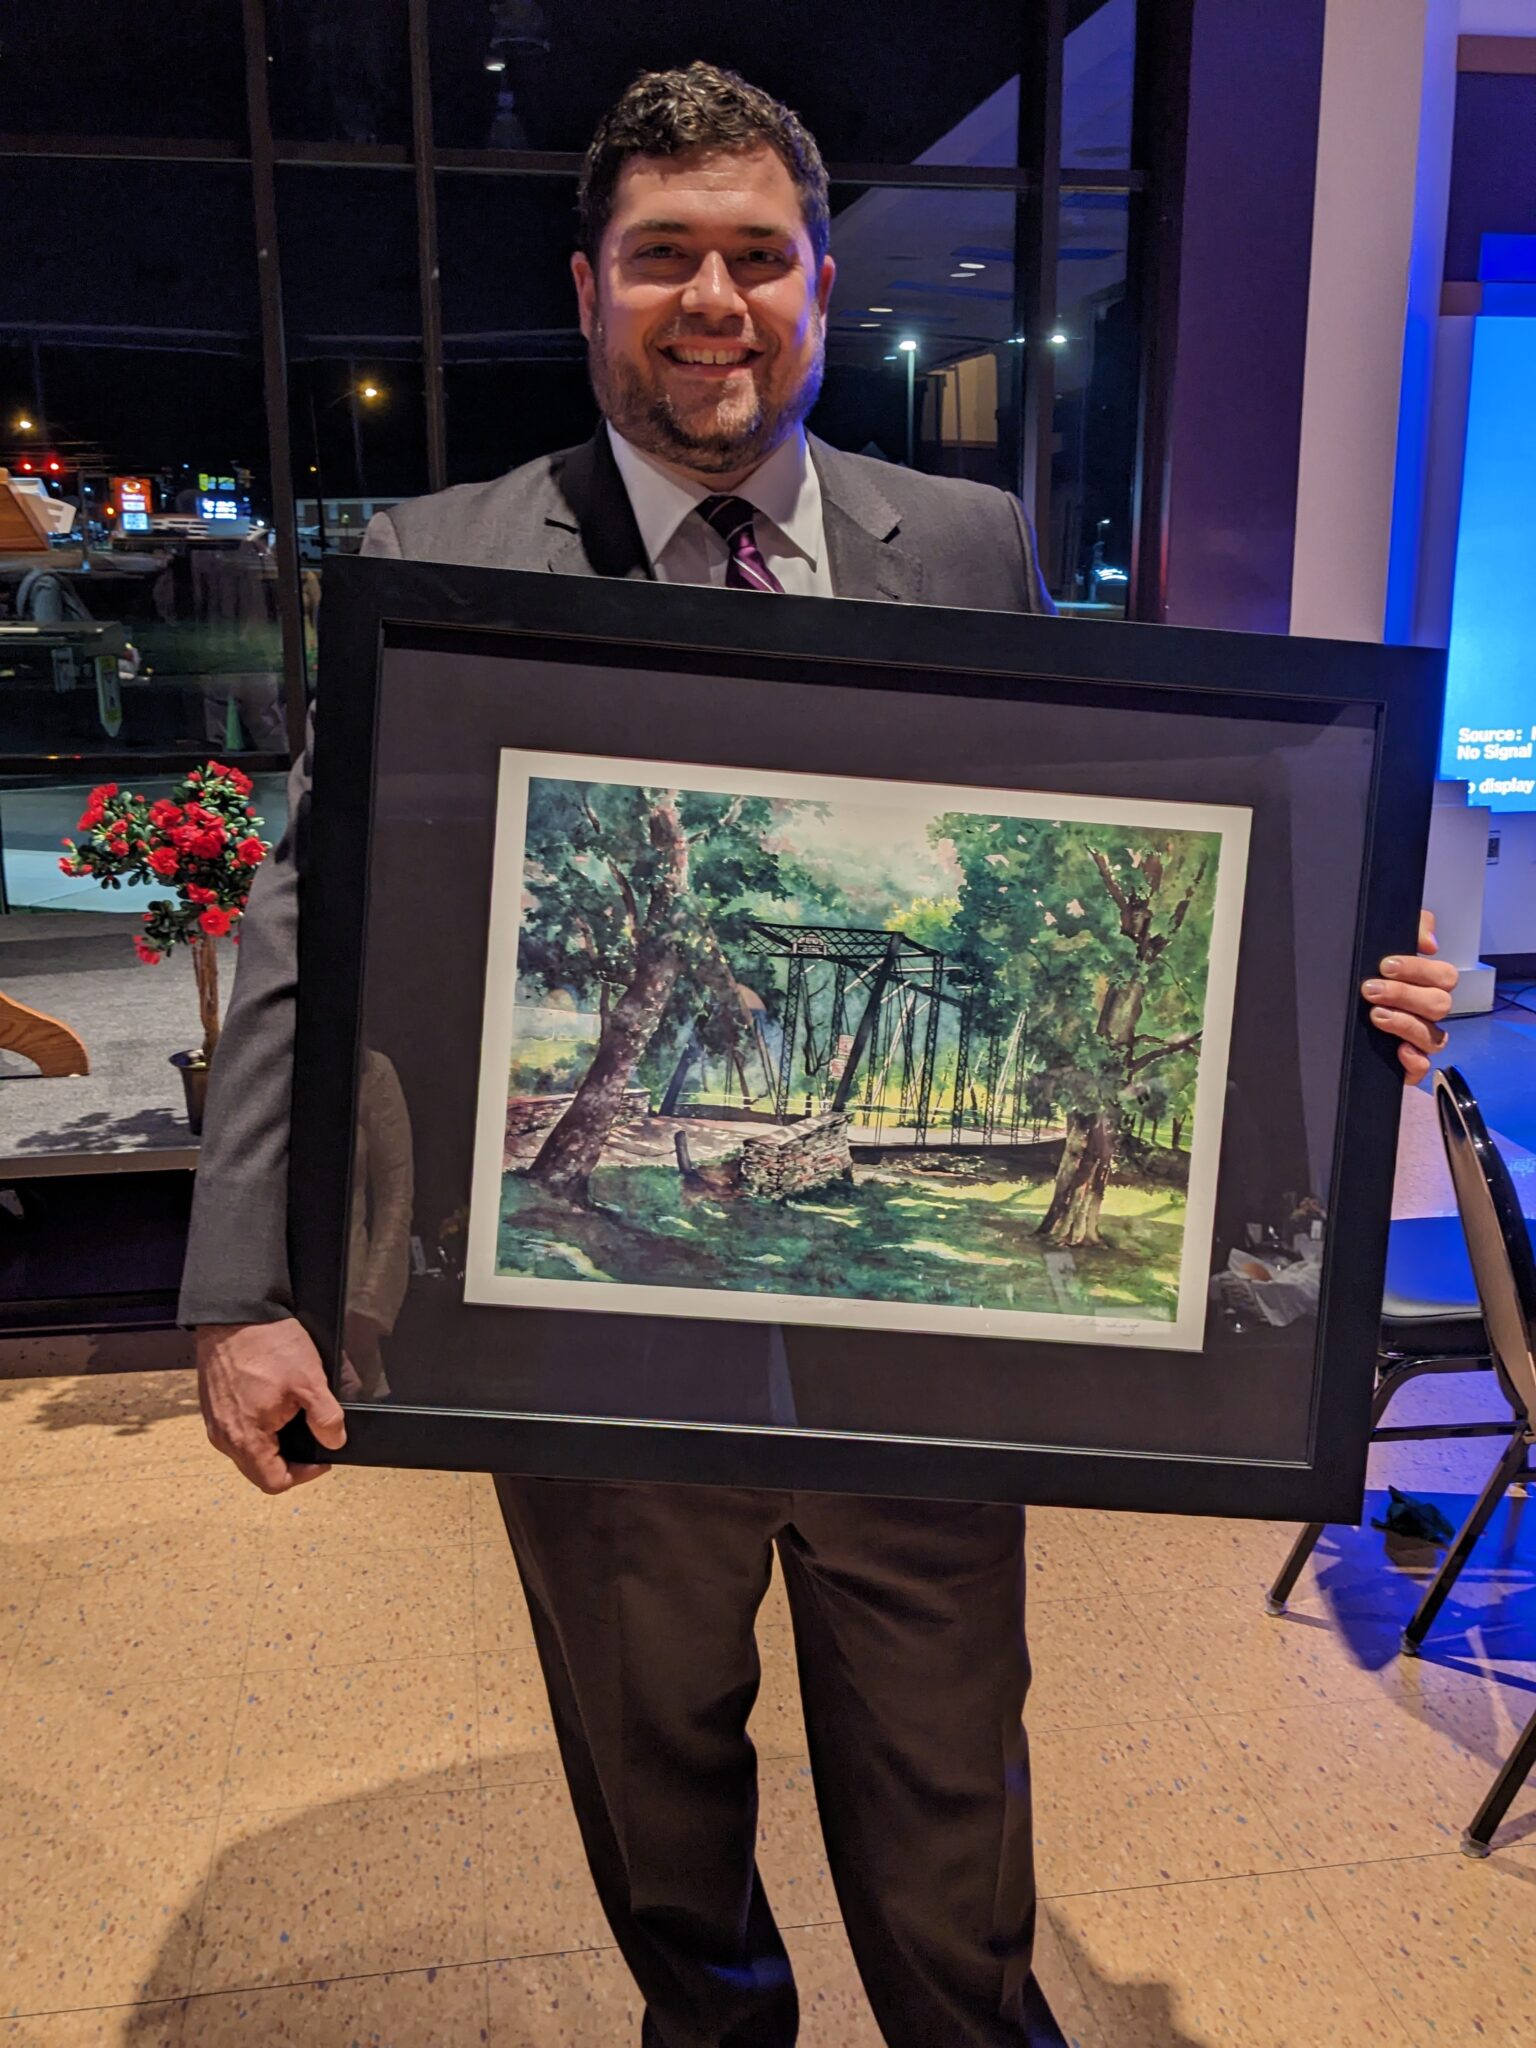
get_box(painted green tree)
[932,813,1220,1245]
[516,779,822,1204]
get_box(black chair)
[1428,1067,1536,1856]
[1265,1213,1499,1618]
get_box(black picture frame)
[282,553,1444,1519]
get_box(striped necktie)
[694,493,785,593]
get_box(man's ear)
[572,250,597,342]
[815,254,836,321]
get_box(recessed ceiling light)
[860,321,882,328]
[958,261,986,271]
[868,306,894,314]
[949,271,972,279]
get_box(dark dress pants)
[494,1475,1035,2048]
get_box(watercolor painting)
[464,752,1250,1347]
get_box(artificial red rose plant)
[59,761,270,1063]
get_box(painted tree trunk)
[1038,977,1142,1246]
[527,793,690,1206]
[527,941,681,1203]
[1037,1105,1116,1245]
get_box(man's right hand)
[195,1318,348,1493]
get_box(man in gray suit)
[184,62,1458,2048]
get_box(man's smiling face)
[573,143,836,488]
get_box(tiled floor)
[2,1086,1535,2044]
[1,1363,1533,2046]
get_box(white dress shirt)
[605,421,834,598]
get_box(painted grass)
[496,1162,1185,1321]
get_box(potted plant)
[59,761,270,1132]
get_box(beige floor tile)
[1051,1869,1414,2047]
[0,1373,213,1482]
[1025,1590,1195,1732]
[482,1779,610,1958]
[760,1554,791,1629]
[1085,1508,1312,1598]
[15,1568,255,1688]
[1034,1904,1108,2048]
[1148,1582,1406,1714]
[224,1656,481,1813]
[487,1946,643,2044]
[1208,1697,1536,1866]
[1031,1717,1292,1897]
[0,1466,269,1568]
[266,1462,474,1549]
[783,1921,882,2047]
[0,2005,185,2046]
[0,1818,213,2012]
[193,1788,486,1993]
[246,1539,474,1669]
[0,1672,241,1830]
[748,1623,808,1758]
[1306,1846,1536,2048]
[1,1560,49,1675]
[756,1760,838,1929]
[477,1651,563,1786]
[472,1535,538,1662]
[178,1961,489,2044]
[1027,1506,1113,1596]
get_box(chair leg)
[1266,1361,1406,1615]
[1265,1522,1327,1615]
[1401,1433,1533,1655]
[1461,1704,1536,1858]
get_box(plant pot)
[170,1050,210,1135]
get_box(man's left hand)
[1362,909,1457,1085]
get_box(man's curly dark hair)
[577,61,831,266]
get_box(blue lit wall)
[1441,247,1536,812]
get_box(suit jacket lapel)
[812,437,924,603]
[545,430,654,580]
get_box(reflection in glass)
[428,0,1029,160]
[1063,0,1136,172]
[1,164,281,755]
[341,1047,416,1403]
[266,0,413,146]
[822,188,1018,490]
[1048,192,1132,613]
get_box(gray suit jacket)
[178,431,1049,1323]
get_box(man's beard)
[589,314,824,476]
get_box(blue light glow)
[1440,314,1536,812]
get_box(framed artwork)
[283,556,1444,1518]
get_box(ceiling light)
[485,56,507,71]
[860,321,882,328]
[958,262,986,271]
[950,271,972,279]
[868,306,893,314]
[897,338,918,353]
[1049,330,1069,347]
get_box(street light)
[898,339,918,467]
[14,416,35,434]
[1048,330,1069,349]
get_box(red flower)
[148,847,179,878]
[192,827,227,859]
[57,855,79,876]
[89,782,119,807]
[198,907,233,937]
[133,935,162,965]
[149,799,183,828]
[79,800,104,830]
[236,837,265,867]
[228,767,254,795]
[185,883,216,905]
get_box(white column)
[1289,0,1458,643]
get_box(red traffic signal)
[45,458,62,474]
